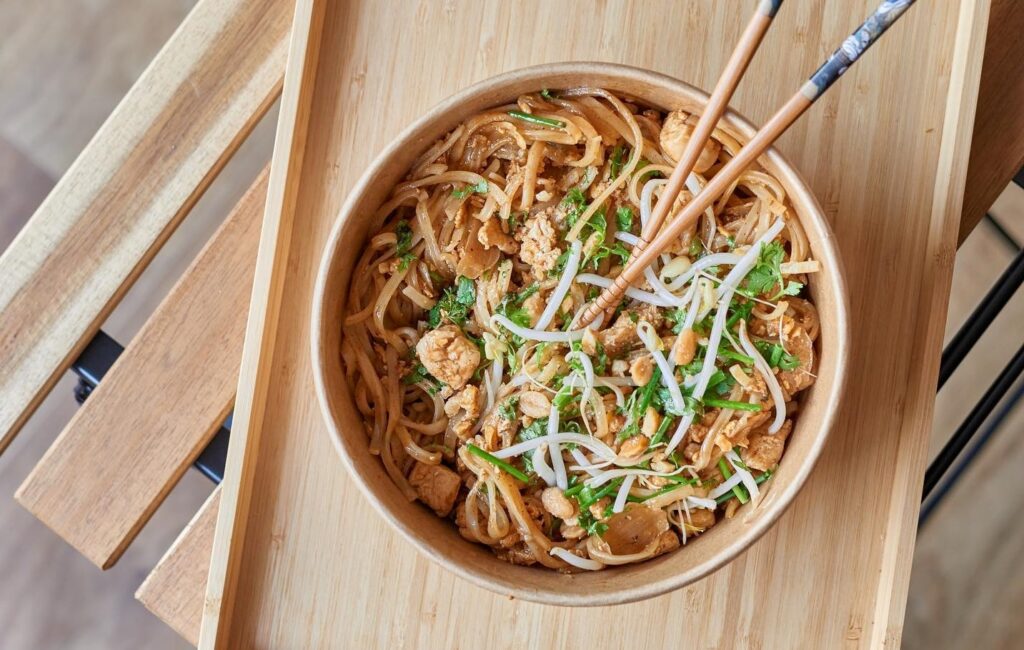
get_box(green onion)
[508,109,565,128]
[564,482,586,498]
[715,468,773,505]
[704,398,762,412]
[717,458,749,504]
[718,349,754,365]
[466,444,529,482]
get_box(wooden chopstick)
[636,0,783,255]
[580,0,917,328]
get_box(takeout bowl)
[312,62,849,607]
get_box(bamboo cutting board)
[202,1,989,647]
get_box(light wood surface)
[0,0,290,455]
[15,168,267,570]
[138,488,220,648]
[190,1,990,648]
[200,1,324,646]
[958,0,1024,243]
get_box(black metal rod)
[938,248,1024,389]
[924,343,1024,499]
[70,330,229,484]
[984,213,1022,252]
[920,377,1024,526]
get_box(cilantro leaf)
[452,180,488,199]
[609,145,626,180]
[394,220,417,271]
[427,276,475,327]
[498,396,519,421]
[615,206,634,232]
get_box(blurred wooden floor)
[0,1,1020,648]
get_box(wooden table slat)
[136,487,220,647]
[0,0,290,454]
[958,0,1024,243]
[15,168,266,569]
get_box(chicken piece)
[600,305,666,358]
[743,419,793,471]
[408,461,462,516]
[478,217,519,254]
[516,209,562,279]
[416,324,481,390]
[659,110,721,173]
[777,327,816,394]
[444,385,481,441]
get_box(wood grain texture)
[0,0,291,454]
[958,0,1024,243]
[186,1,990,648]
[15,167,267,570]
[138,488,220,648]
[200,0,325,645]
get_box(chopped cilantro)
[451,179,488,199]
[515,417,549,474]
[609,145,626,180]
[394,220,417,271]
[426,276,476,327]
[615,206,634,232]
[498,396,519,421]
[665,306,688,334]
[746,241,804,298]
[401,363,443,395]
[540,88,556,100]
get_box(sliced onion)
[535,240,581,331]
[549,547,605,571]
[738,319,786,433]
[612,475,636,513]
[585,535,662,566]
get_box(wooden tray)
[201,1,989,647]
